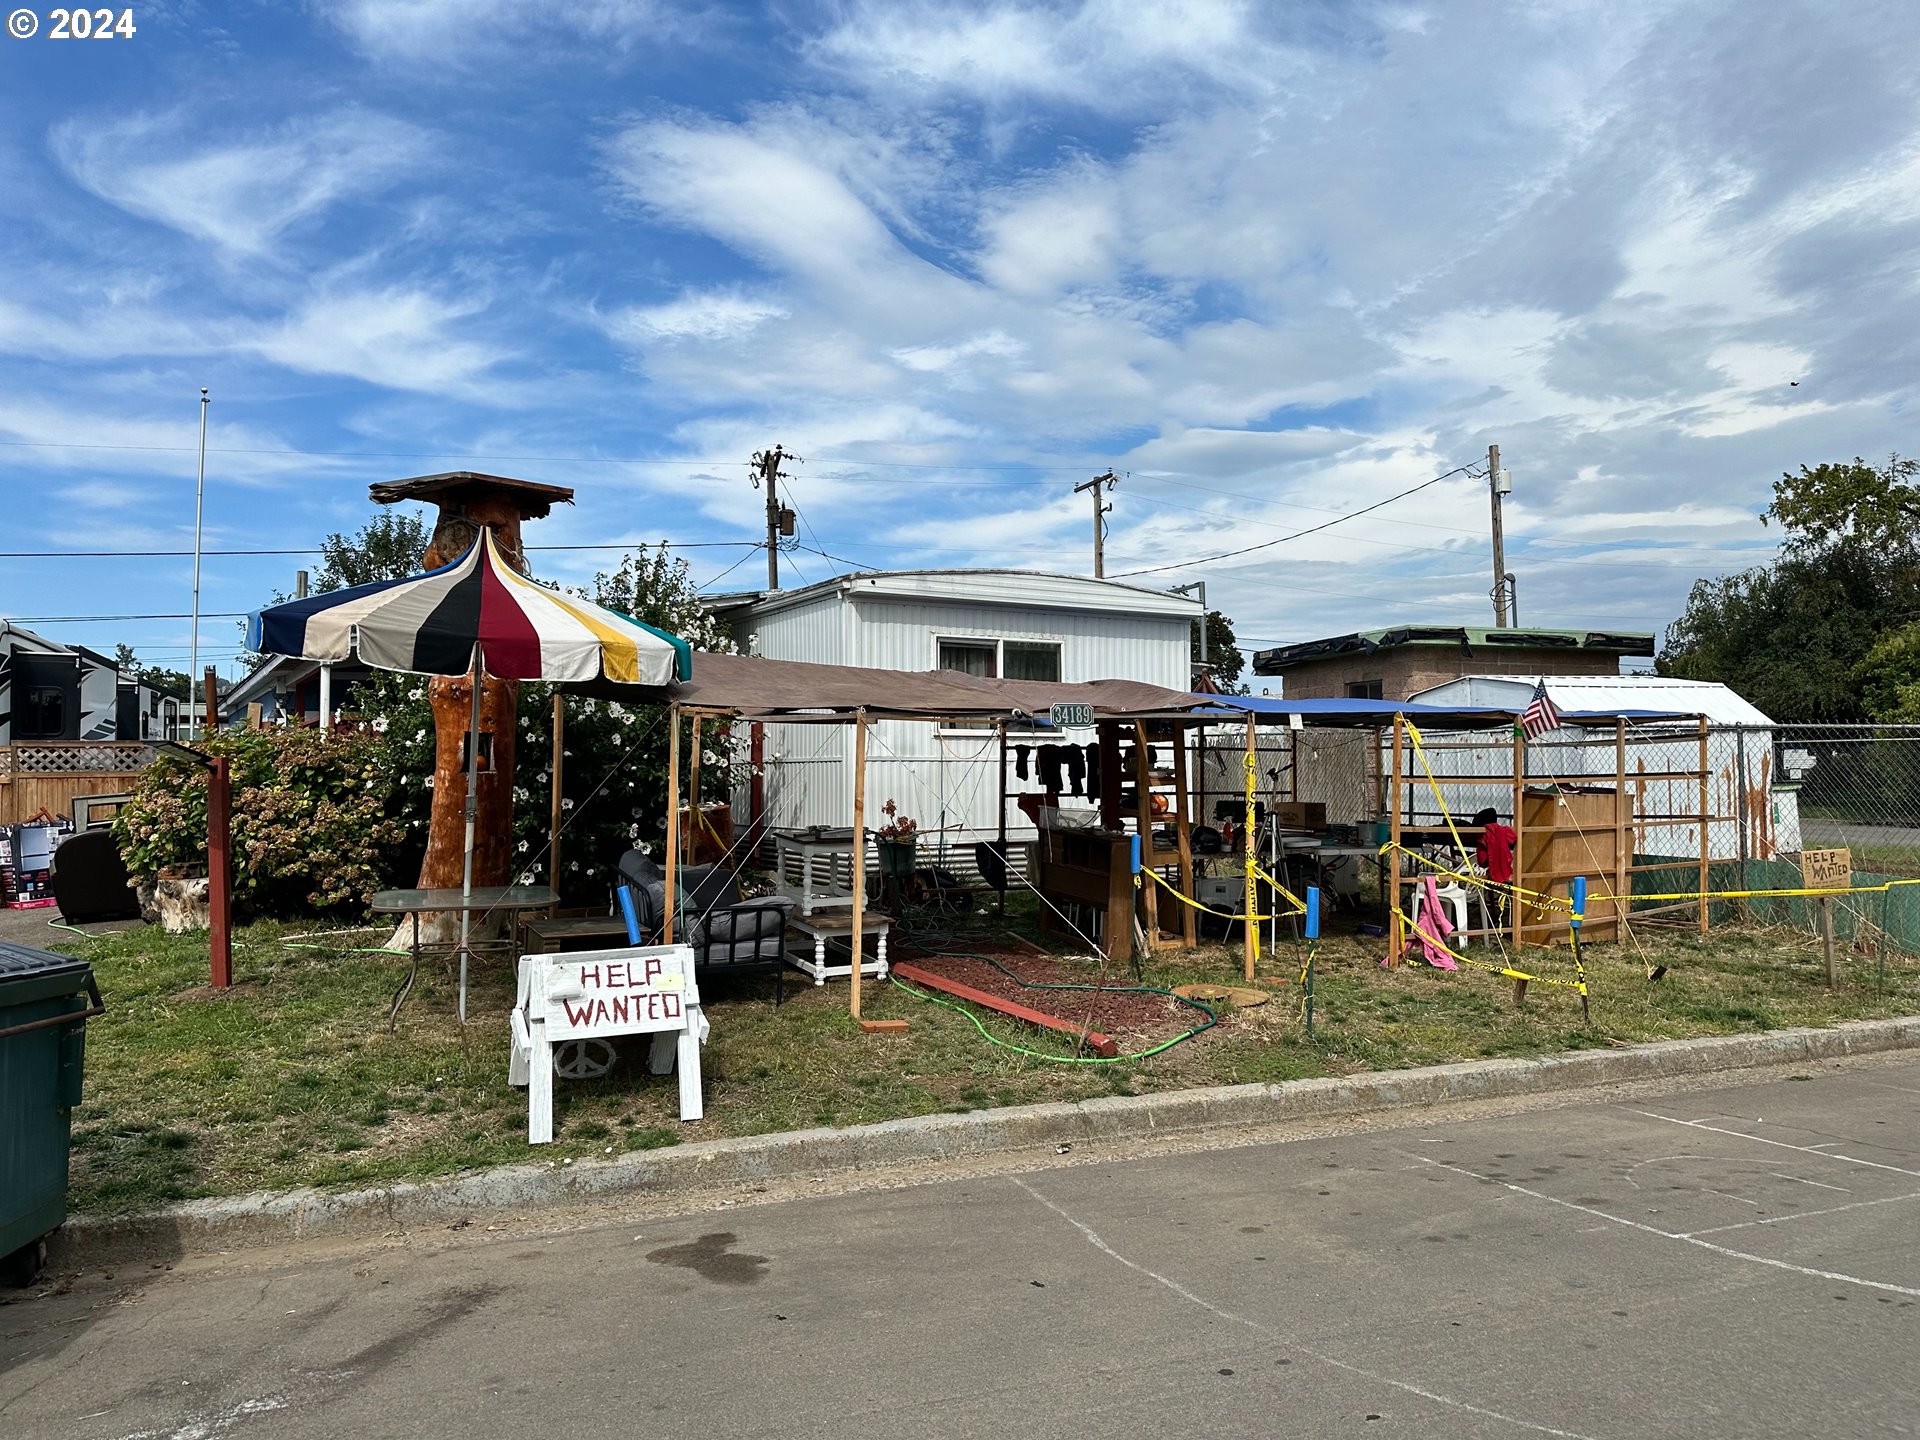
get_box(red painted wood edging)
[891,961,1120,1058]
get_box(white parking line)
[1684,1189,1920,1237]
[1411,1155,1920,1299]
[1769,1172,1850,1193]
[1011,1176,1599,1439]
[1627,1111,1920,1179]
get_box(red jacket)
[1476,822,1516,884]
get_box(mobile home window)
[937,640,997,678]
[20,686,68,739]
[1004,642,1061,682]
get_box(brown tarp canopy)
[649,651,1200,721]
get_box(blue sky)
[4,0,1919,679]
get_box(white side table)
[786,910,892,986]
[772,830,858,917]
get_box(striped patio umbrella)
[247,528,692,1018]
[247,527,692,685]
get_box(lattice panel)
[4,742,155,774]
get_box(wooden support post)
[1172,721,1196,947]
[749,721,766,852]
[208,755,232,990]
[1195,724,1208,846]
[1134,722,1160,942]
[1243,711,1256,982]
[1697,714,1711,934]
[1615,718,1629,942]
[1387,716,1403,965]
[1512,975,1528,1007]
[996,721,1009,919]
[202,665,220,736]
[548,693,564,917]
[1821,895,1837,988]
[687,716,704,867]
[1097,721,1123,832]
[1511,724,1525,953]
[850,711,868,1019]
[663,705,680,944]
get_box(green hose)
[45,918,117,939]
[886,943,1217,1064]
[283,943,411,955]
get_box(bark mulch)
[891,938,1208,1049]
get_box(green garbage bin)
[0,940,104,1286]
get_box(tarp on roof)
[1172,694,1702,730]
[1410,675,1772,727]
[569,651,1202,722]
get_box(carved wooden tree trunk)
[409,503,534,939]
[419,670,518,895]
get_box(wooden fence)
[0,742,153,825]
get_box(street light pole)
[188,387,209,735]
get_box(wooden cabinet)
[1519,787,1623,942]
[1033,828,1137,962]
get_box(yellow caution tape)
[1382,842,1572,912]
[1139,864,1275,922]
[1397,905,1588,994]
[1404,722,1475,867]
[1248,860,1311,917]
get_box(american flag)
[1517,679,1561,742]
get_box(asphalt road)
[6,1058,1920,1439]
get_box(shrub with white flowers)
[350,543,742,907]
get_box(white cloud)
[246,287,508,400]
[807,0,1303,112]
[1123,426,1363,478]
[51,109,430,256]
[317,0,681,62]
[0,395,342,487]
[978,169,1122,296]
[603,292,789,345]
[605,120,910,286]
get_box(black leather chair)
[615,850,793,1005]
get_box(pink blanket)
[1403,875,1458,969]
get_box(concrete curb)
[54,1015,1920,1266]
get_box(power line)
[3,612,251,623]
[0,437,1085,473]
[1110,489,1769,575]
[0,541,760,559]
[1111,464,1481,577]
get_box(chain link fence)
[1743,723,1920,959]
[1196,719,1920,959]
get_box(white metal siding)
[739,591,847,668]
[739,590,1193,855]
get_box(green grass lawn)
[50,906,1920,1215]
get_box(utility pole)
[1487,443,1510,627]
[1076,469,1118,577]
[750,445,799,589]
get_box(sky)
[3,0,1918,680]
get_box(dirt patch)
[169,981,267,1004]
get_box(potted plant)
[874,800,918,879]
